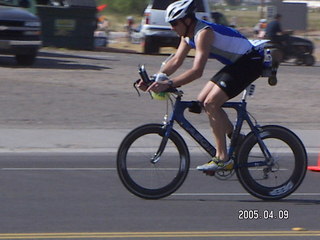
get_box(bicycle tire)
[117,123,190,199]
[236,125,307,200]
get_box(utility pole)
[260,0,265,19]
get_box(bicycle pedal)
[203,170,215,176]
[215,169,235,180]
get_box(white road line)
[1,167,318,196]
[173,193,320,196]
[0,168,115,171]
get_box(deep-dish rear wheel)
[117,124,190,199]
[236,125,307,200]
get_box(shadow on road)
[0,50,120,70]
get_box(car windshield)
[151,0,205,12]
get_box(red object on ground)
[308,152,320,172]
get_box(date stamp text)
[238,209,289,220]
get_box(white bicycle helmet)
[165,0,196,23]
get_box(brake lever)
[133,79,154,99]
[133,79,141,96]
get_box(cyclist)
[139,0,264,172]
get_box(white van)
[140,0,212,54]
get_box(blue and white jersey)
[185,20,255,65]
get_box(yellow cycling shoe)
[196,157,234,171]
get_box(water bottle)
[262,49,272,77]
[138,65,151,84]
[151,72,169,100]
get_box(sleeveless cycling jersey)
[185,20,254,65]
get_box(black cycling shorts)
[211,50,263,99]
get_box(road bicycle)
[117,64,307,201]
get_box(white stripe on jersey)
[185,20,253,65]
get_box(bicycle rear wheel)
[236,125,307,200]
[117,124,190,199]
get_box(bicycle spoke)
[117,124,189,199]
[236,126,307,200]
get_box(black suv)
[0,4,41,65]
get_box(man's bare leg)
[198,82,233,161]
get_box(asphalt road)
[0,152,319,240]
[0,49,320,239]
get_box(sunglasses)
[169,20,179,27]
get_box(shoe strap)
[212,157,232,164]
[212,157,223,164]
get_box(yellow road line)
[0,231,320,239]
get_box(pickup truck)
[139,0,212,54]
[0,2,41,65]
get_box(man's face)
[170,19,185,36]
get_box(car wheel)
[303,54,315,66]
[143,37,159,54]
[295,58,304,66]
[15,54,36,66]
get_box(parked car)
[140,0,212,54]
[0,1,41,65]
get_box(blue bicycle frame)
[156,92,274,169]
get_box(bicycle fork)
[150,116,173,164]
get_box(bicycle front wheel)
[117,124,190,199]
[236,125,307,200]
